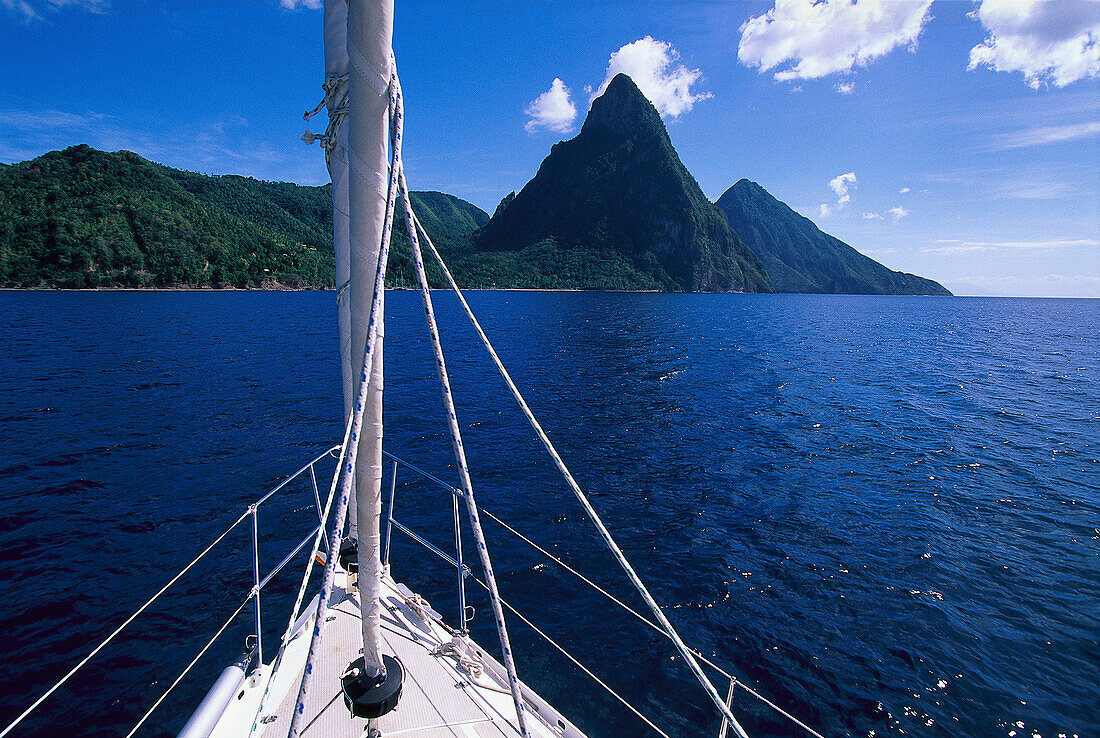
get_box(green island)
[0,76,948,295]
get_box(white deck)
[209,570,584,738]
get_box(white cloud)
[738,0,934,81]
[593,36,712,117]
[990,120,1100,149]
[968,0,1100,88]
[1,0,39,20]
[829,171,857,198]
[946,273,1100,297]
[835,82,855,94]
[994,178,1073,199]
[899,187,911,193]
[0,109,107,129]
[280,0,322,8]
[524,78,577,134]
[50,0,108,8]
[923,244,998,255]
[889,205,910,221]
[2,0,108,20]
[926,164,1087,200]
[863,212,884,220]
[927,238,1097,253]
[818,171,857,217]
[829,171,857,204]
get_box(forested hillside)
[0,145,488,289]
[716,179,950,295]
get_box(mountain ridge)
[716,178,950,296]
[474,73,773,292]
[1,135,949,295]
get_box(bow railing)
[379,450,823,738]
[0,445,341,738]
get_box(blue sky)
[1,0,1097,297]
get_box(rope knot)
[432,637,484,680]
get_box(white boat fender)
[340,654,404,718]
[175,648,253,738]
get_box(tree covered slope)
[716,179,950,295]
[473,74,772,293]
[0,145,489,289]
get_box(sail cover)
[323,0,356,540]
[344,0,394,679]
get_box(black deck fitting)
[341,655,404,719]
[338,538,359,573]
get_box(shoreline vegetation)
[1,287,974,296]
[0,145,694,293]
[0,286,661,293]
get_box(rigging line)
[305,73,349,124]
[246,438,350,736]
[397,155,531,735]
[413,214,751,738]
[286,56,402,738]
[0,511,250,738]
[124,593,253,738]
[468,576,671,738]
[480,510,824,738]
[381,454,819,737]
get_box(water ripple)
[0,291,1096,737]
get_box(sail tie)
[301,73,350,158]
[304,73,350,122]
[336,279,351,305]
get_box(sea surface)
[0,291,1096,738]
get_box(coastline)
[0,286,668,294]
[6,287,1086,298]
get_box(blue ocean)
[0,291,1096,737]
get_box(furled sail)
[322,0,357,541]
[344,0,393,681]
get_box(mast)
[288,5,401,727]
[345,0,394,681]
[322,0,357,541]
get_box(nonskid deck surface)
[209,571,579,738]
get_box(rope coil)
[403,591,432,621]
